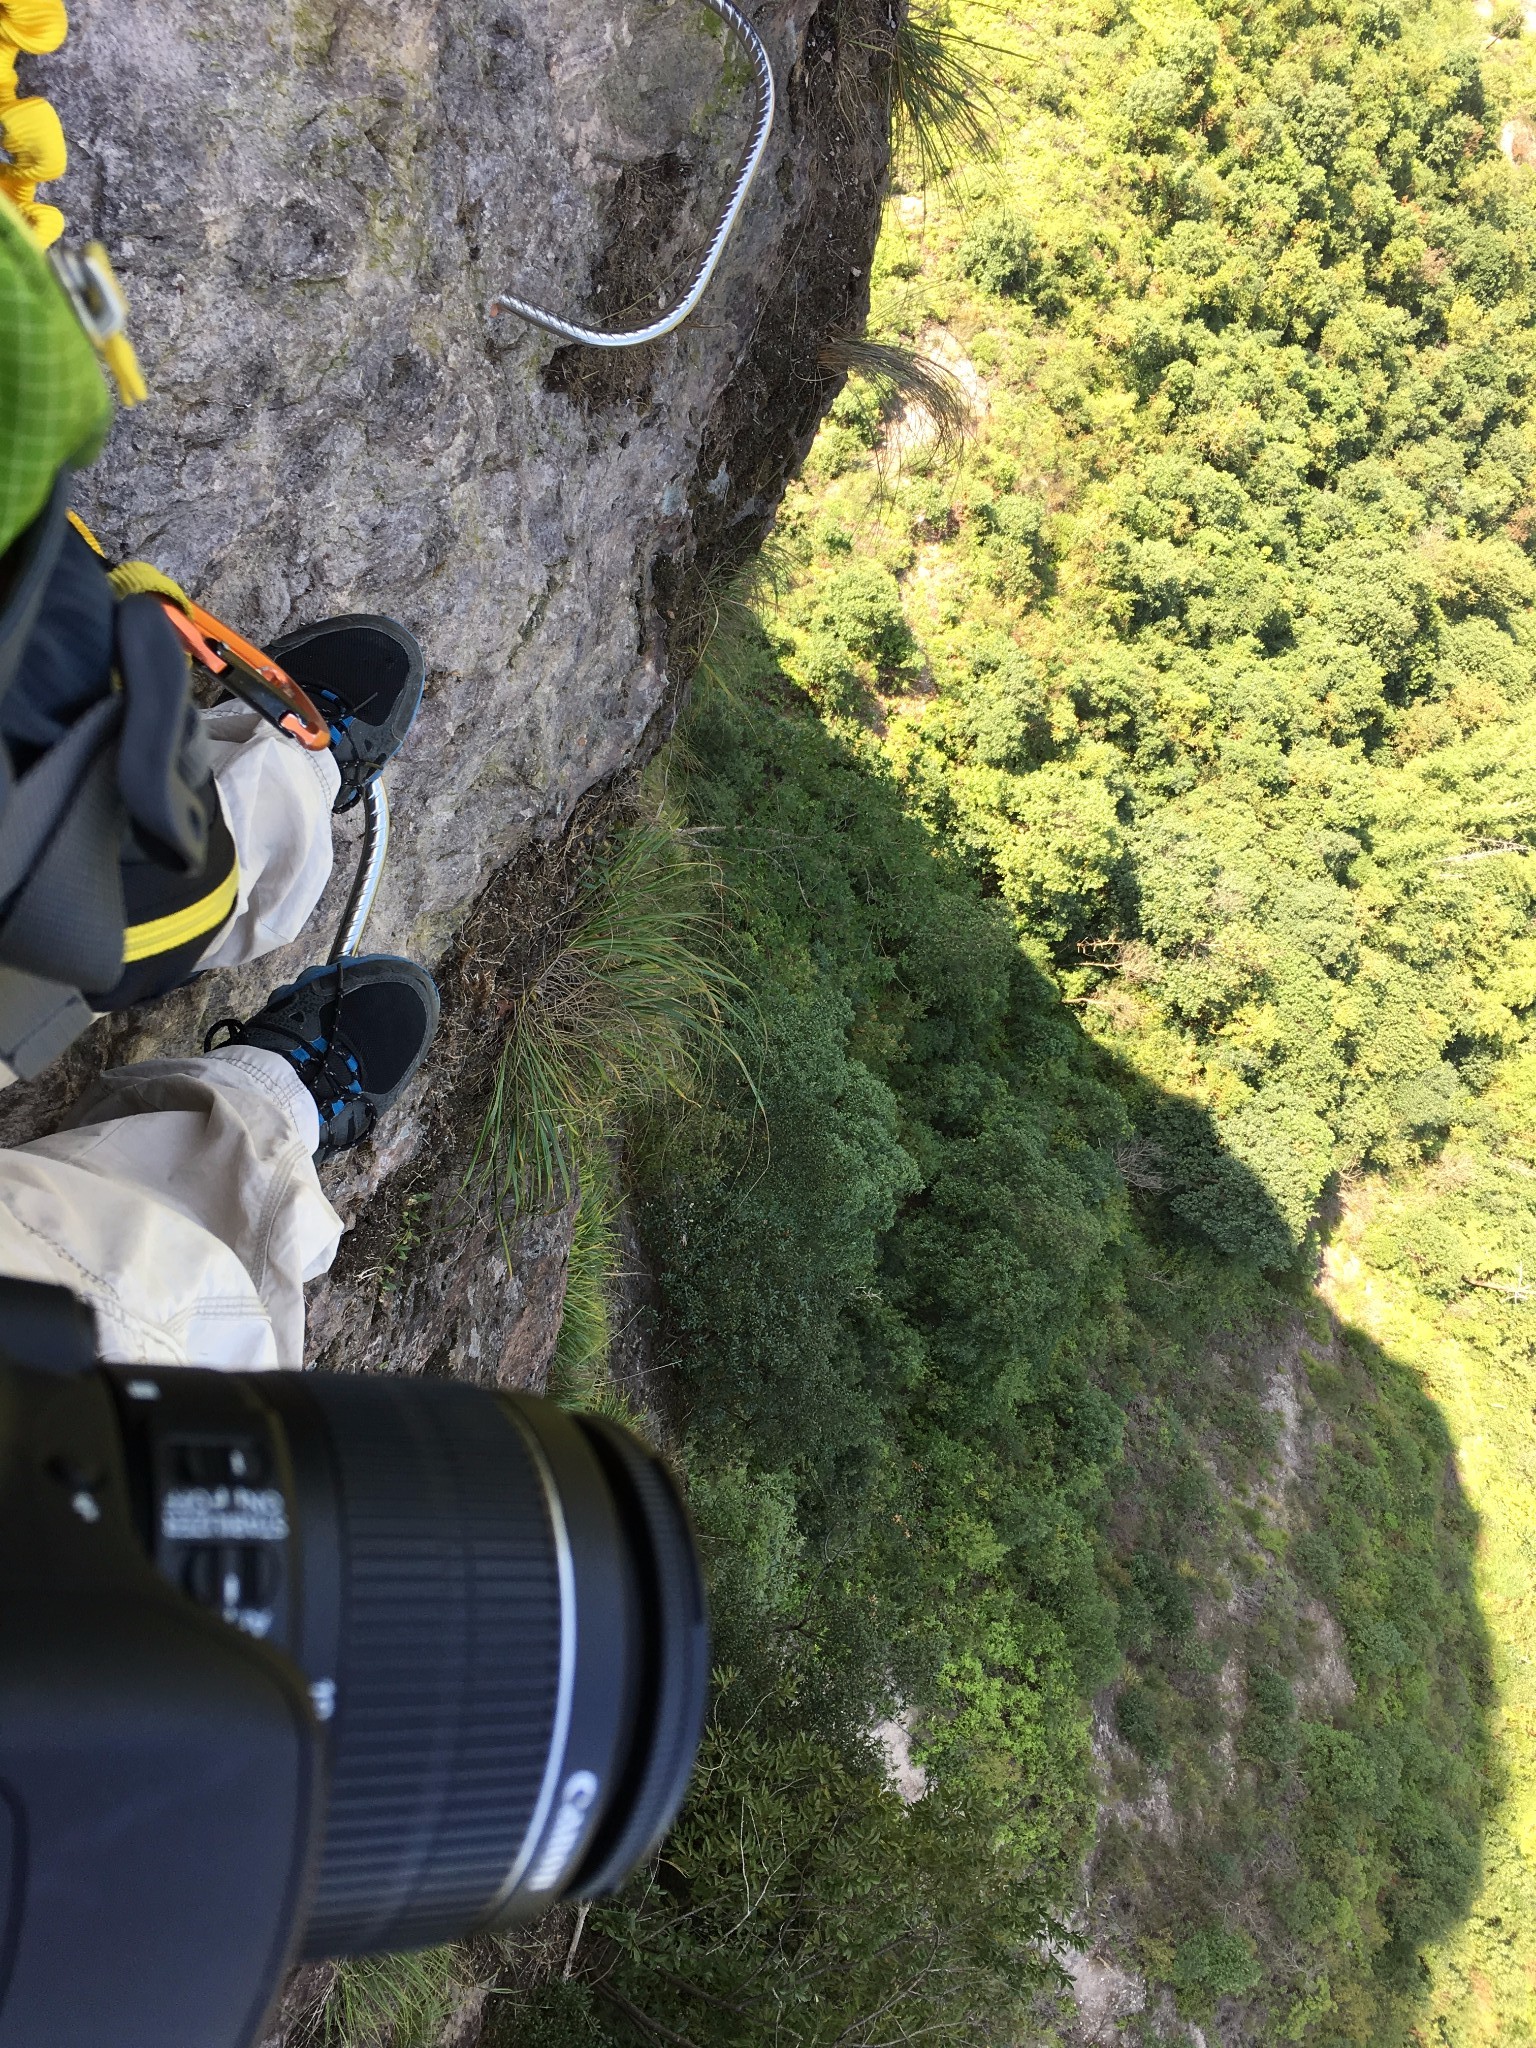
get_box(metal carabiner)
[489,0,776,350]
[160,600,332,751]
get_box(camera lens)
[290,1378,707,1956]
[125,1370,709,1958]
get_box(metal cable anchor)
[489,0,775,350]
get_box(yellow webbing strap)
[107,559,193,614]
[96,323,147,406]
[68,519,195,620]
[0,4,148,407]
[121,861,239,965]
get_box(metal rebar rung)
[489,0,776,350]
[329,777,390,963]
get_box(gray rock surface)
[0,0,897,1383]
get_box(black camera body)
[0,1356,317,2048]
[0,1294,708,2048]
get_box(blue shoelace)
[204,967,368,1131]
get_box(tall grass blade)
[320,1947,464,2048]
[887,4,1001,189]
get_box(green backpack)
[0,191,111,559]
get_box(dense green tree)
[520,0,1531,2040]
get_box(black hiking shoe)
[205,955,440,1163]
[267,614,425,813]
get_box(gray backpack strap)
[0,694,125,987]
[0,468,128,989]
[0,692,120,902]
[0,476,103,1080]
[0,966,92,1083]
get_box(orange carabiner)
[160,599,331,752]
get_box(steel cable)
[329,779,390,963]
[489,0,776,350]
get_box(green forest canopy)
[500,2,1536,2045]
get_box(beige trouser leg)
[3,1047,340,1365]
[0,712,347,1366]
[197,702,341,969]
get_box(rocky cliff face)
[0,0,897,1384]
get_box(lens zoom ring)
[301,1378,562,1956]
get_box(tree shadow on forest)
[1009,952,1492,2041]
[673,673,1496,2046]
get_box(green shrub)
[1291,1527,1342,1597]
[1290,83,1354,165]
[1128,1552,1193,1639]
[801,563,915,679]
[959,645,1050,766]
[1240,1668,1297,1766]
[1115,1680,1167,1764]
[1170,1925,1263,2009]
[957,207,1038,297]
[1123,67,1190,146]
[826,378,885,447]
[794,630,865,713]
[512,1713,1051,2047]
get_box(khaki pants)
[0,708,345,1366]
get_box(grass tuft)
[819,333,974,466]
[887,3,1001,188]
[319,1948,465,2048]
[547,1148,620,1407]
[467,817,754,1225]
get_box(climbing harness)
[490,0,776,349]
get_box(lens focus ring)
[298,1378,563,1957]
